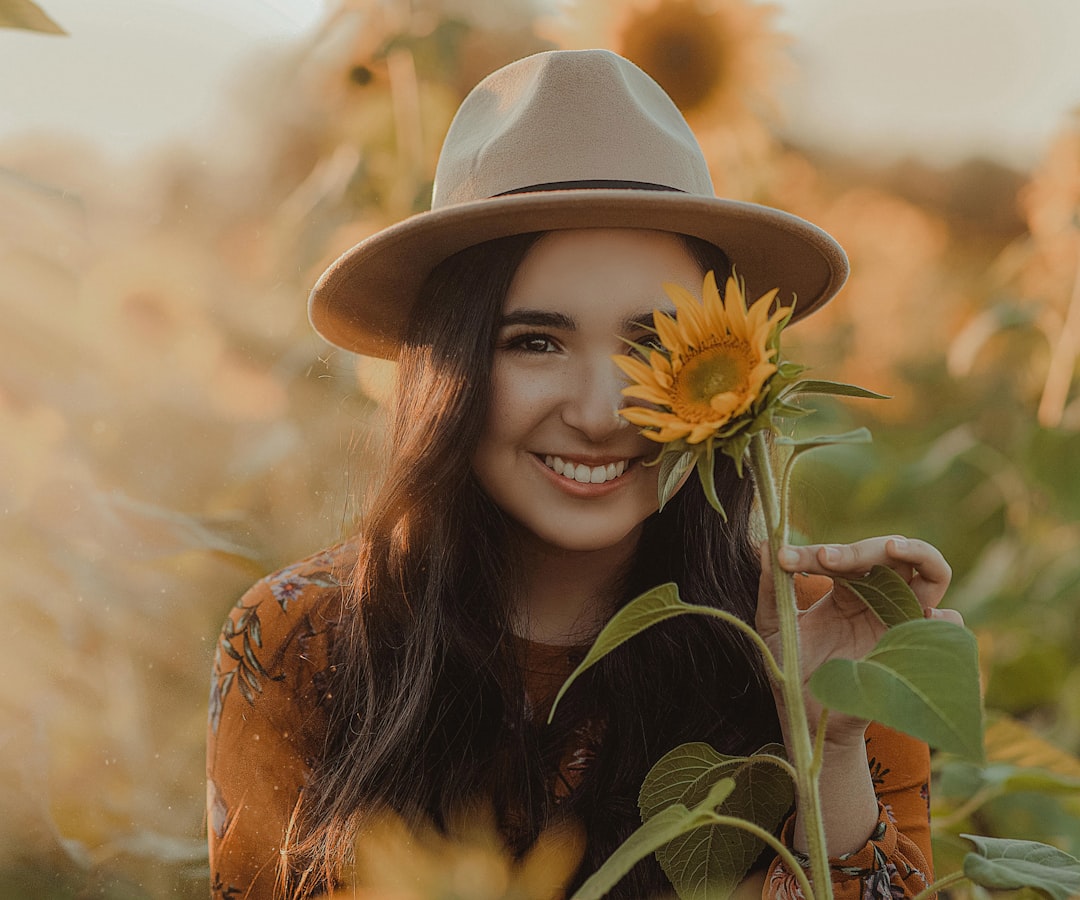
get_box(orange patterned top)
[206,539,934,899]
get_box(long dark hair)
[284,231,780,897]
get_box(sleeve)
[206,570,334,899]
[761,726,934,900]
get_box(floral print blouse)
[207,539,934,899]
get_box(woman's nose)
[559,356,630,441]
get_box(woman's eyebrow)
[497,309,576,329]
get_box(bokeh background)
[2,0,1080,896]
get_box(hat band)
[495,179,686,197]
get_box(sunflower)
[544,0,788,129]
[613,271,791,445]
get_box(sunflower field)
[1,0,1079,897]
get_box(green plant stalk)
[749,432,833,900]
[910,869,968,900]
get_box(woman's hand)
[756,535,962,747]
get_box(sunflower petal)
[745,288,781,336]
[702,270,733,338]
[663,281,708,345]
[652,310,685,357]
[612,353,665,388]
[621,385,674,406]
[723,275,750,341]
[688,423,723,444]
[708,391,742,416]
[620,406,678,428]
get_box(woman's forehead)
[502,228,702,315]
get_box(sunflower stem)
[749,432,833,900]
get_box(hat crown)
[432,49,715,208]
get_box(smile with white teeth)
[542,455,629,484]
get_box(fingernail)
[822,546,840,564]
[890,538,909,552]
[777,548,799,566]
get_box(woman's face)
[472,228,704,554]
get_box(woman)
[207,49,956,899]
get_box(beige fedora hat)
[310,48,848,358]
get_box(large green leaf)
[809,619,985,763]
[547,583,691,723]
[639,743,794,900]
[571,778,737,900]
[781,380,890,401]
[961,835,1080,900]
[547,584,771,724]
[0,0,65,33]
[833,565,924,627]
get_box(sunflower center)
[672,339,754,420]
[619,1,726,113]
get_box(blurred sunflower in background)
[545,0,788,195]
[348,809,584,900]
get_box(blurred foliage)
[0,0,1078,896]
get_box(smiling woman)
[207,49,941,899]
[473,230,705,558]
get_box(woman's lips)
[543,455,628,484]
[531,453,639,496]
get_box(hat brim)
[309,189,849,358]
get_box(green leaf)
[717,431,753,478]
[639,743,794,900]
[809,619,985,763]
[770,401,813,420]
[0,0,65,33]
[695,448,727,520]
[782,380,890,401]
[548,583,688,723]
[833,565,924,627]
[774,427,873,453]
[976,763,1080,795]
[571,778,737,900]
[658,449,696,511]
[937,759,1080,821]
[961,835,1080,900]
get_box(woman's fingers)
[885,536,952,607]
[775,535,953,609]
[926,606,965,626]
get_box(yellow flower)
[545,0,788,128]
[614,271,789,445]
[542,0,788,196]
[350,807,583,899]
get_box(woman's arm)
[207,555,341,899]
[741,724,935,900]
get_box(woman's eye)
[504,333,559,354]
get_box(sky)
[2,0,1079,170]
